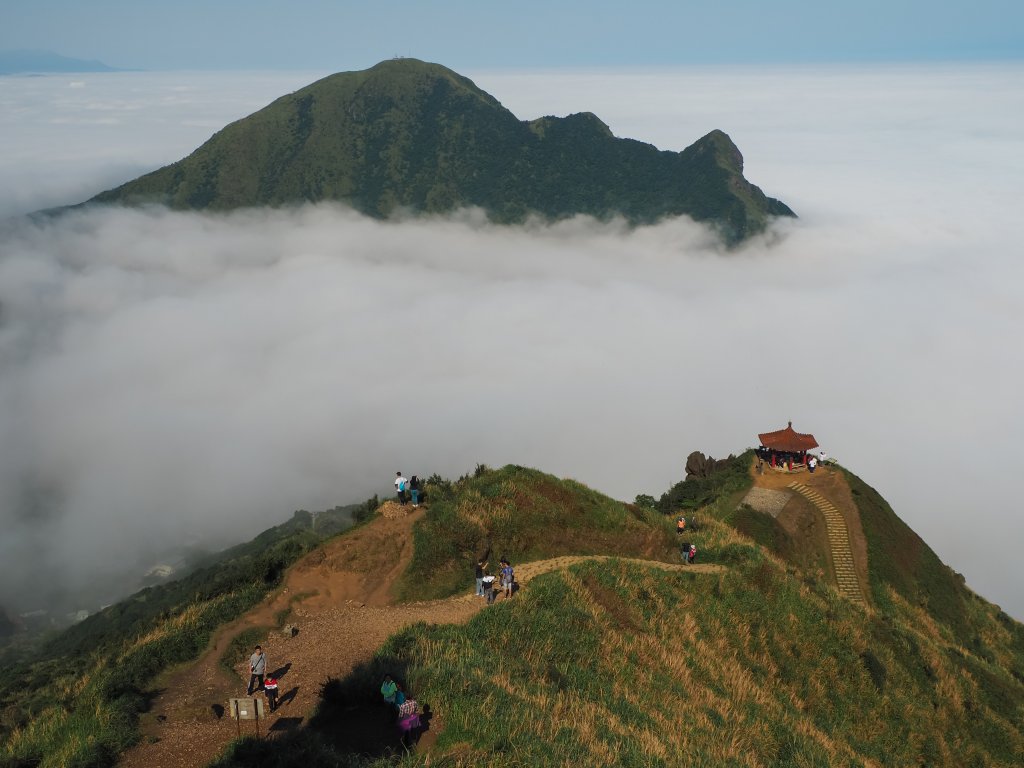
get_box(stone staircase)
[788,482,868,609]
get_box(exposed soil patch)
[739,487,792,518]
[120,509,424,768]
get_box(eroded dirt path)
[119,508,722,768]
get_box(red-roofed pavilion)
[758,422,818,468]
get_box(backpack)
[399,480,406,491]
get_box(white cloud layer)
[1,64,1023,619]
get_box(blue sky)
[3,0,1022,70]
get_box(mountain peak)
[322,57,498,103]
[87,59,795,244]
[690,128,744,174]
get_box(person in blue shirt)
[500,559,514,599]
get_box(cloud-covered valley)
[1,64,1023,618]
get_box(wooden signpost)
[229,697,265,739]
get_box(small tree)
[633,494,657,509]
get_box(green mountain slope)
[6,458,1021,767]
[213,460,1024,768]
[396,465,680,602]
[0,500,372,768]
[87,58,794,244]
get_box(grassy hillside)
[9,457,1023,767]
[397,465,683,601]
[0,501,370,768]
[213,459,1024,768]
[843,472,1024,665]
[88,59,794,244]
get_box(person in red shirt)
[264,676,279,712]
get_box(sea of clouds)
[1,64,1022,618]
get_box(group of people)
[755,447,829,473]
[246,644,280,712]
[679,542,698,564]
[475,557,514,604]
[394,472,422,506]
[380,674,422,746]
[676,517,700,564]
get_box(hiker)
[264,675,279,712]
[475,559,488,597]
[688,544,697,564]
[395,472,408,505]
[410,475,421,506]
[808,456,817,473]
[677,516,686,534]
[819,450,828,465]
[381,674,398,707]
[501,559,515,599]
[397,693,421,746]
[482,570,497,604]
[680,542,691,563]
[247,645,266,695]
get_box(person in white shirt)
[395,472,408,505]
[818,451,828,465]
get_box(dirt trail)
[118,508,723,768]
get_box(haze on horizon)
[2,0,1023,71]
[1,62,1023,623]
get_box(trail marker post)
[229,697,265,739]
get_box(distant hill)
[0,49,121,74]
[87,58,795,244]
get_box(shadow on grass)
[269,717,304,733]
[211,656,435,767]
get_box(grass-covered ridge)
[215,554,1024,767]
[843,470,1023,659]
[400,465,679,601]
[376,552,1023,767]
[214,457,1023,767]
[8,455,1024,767]
[0,502,369,768]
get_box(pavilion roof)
[758,422,819,452]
